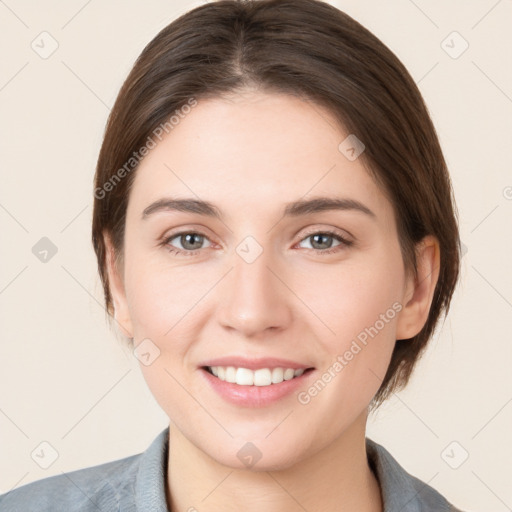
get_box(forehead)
[127,92,392,224]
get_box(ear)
[103,231,134,339]
[396,235,440,340]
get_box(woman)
[0,0,464,510]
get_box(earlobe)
[395,235,440,340]
[103,232,134,339]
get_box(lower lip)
[199,367,315,407]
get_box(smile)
[205,366,312,386]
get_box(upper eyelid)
[298,225,353,240]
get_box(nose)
[216,245,293,338]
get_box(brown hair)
[91,0,461,408]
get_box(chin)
[207,436,307,472]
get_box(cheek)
[295,249,403,399]
[124,253,206,341]
[124,258,210,412]
[297,251,403,342]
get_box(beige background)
[1,1,511,510]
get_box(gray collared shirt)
[0,426,464,511]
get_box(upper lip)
[200,356,314,371]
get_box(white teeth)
[254,369,272,386]
[283,368,295,380]
[208,366,308,386]
[225,366,236,382]
[235,367,254,385]
[271,367,284,384]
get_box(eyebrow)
[141,196,376,221]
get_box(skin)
[104,90,440,512]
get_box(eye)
[161,231,212,256]
[160,228,353,257]
[296,229,353,255]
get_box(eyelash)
[159,229,354,257]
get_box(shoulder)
[0,451,141,512]
[366,438,466,512]
[0,426,170,512]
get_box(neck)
[166,410,383,512]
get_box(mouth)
[202,365,315,387]
[198,356,316,407]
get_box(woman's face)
[109,91,418,470]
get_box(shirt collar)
[366,437,421,511]
[134,426,170,511]
[133,426,450,512]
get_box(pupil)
[183,233,202,250]
[313,234,331,249]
